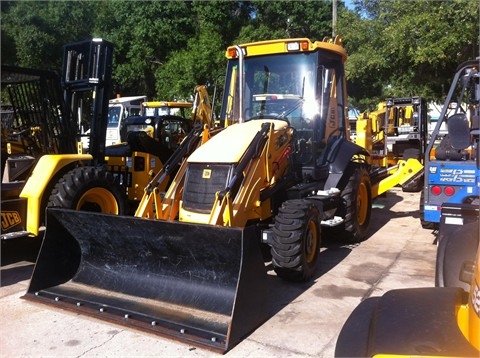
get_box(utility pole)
[332,0,337,37]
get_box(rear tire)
[48,166,126,214]
[271,200,321,282]
[401,148,424,192]
[401,169,424,193]
[341,165,372,243]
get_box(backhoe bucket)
[23,208,269,353]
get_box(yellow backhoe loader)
[24,37,425,353]
[104,84,213,210]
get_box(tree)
[94,0,196,98]
[2,0,478,111]
[237,0,335,43]
[338,0,480,110]
[1,0,98,70]
[154,1,253,102]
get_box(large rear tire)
[271,199,321,282]
[341,165,372,243]
[48,166,126,214]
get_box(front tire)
[341,165,372,243]
[271,199,321,282]
[48,166,126,214]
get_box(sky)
[344,0,356,10]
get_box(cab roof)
[225,37,346,62]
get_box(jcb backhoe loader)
[25,37,426,353]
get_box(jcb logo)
[1,211,22,231]
[328,108,336,128]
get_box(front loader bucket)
[23,208,270,353]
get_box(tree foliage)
[1,0,96,69]
[2,0,479,111]
[340,0,480,110]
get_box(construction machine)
[24,37,428,353]
[1,66,77,184]
[0,39,115,241]
[1,65,78,244]
[81,95,146,148]
[421,59,479,231]
[1,38,210,240]
[141,100,192,116]
[104,84,212,209]
[123,100,194,151]
[106,95,146,145]
[355,96,427,194]
[428,59,480,293]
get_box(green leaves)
[2,0,478,109]
[339,0,479,110]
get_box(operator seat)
[434,113,470,161]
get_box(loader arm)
[207,122,271,226]
[135,123,208,219]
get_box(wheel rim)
[305,219,318,263]
[357,181,369,226]
[76,187,119,214]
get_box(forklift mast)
[61,38,113,165]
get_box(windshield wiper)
[277,76,305,119]
[277,97,304,119]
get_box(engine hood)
[187,119,288,163]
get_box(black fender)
[324,138,369,190]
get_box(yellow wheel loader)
[24,37,416,352]
[1,39,212,241]
[1,39,116,241]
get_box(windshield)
[221,52,325,124]
[107,106,122,128]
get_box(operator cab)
[220,39,349,177]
